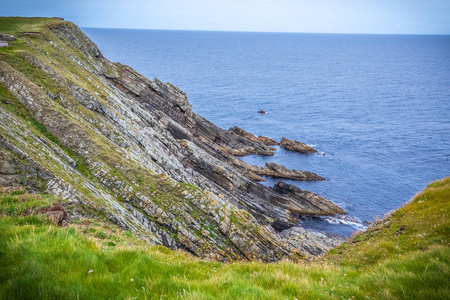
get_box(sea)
[83,28,450,236]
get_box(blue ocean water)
[83,28,450,236]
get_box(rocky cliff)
[0,17,345,262]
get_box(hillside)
[0,178,448,299]
[0,17,345,263]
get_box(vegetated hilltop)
[1,177,448,299]
[0,17,345,263]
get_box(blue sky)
[3,0,450,34]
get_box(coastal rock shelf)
[0,18,344,262]
[228,126,318,153]
[280,137,318,154]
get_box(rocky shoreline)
[0,18,346,262]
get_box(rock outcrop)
[0,17,345,262]
[229,127,318,153]
[280,137,318,154]
[248,162,325,181]
[272,182,345,216]
[228,126,278,147]
[36,205,69,226]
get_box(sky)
[2,0,450,34]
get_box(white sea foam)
[321,215,368,231]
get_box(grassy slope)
[0,178,448,300]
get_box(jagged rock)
[0,18,346,262]
[280,137,317,154]
[272,182,345,215]
[228,126,277,147]
[257,135,278,146]
[249,162,325,181]
[0,148,54,192]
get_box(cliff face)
[0,18,345,261]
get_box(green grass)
[326,177,450,268]
[0,82,93,180]
[0,178,448,299]
[0,82,58,145]
[0,17,60,35]
[0,50,60,94]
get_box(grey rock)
[0,160,14,175]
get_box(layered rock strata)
[280,137,318,154]
[248,162,325,181]
[229,126,318,154]
[0,18,344,262]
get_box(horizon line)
[81,25,450,36]
[1,16,449,36]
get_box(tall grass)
[1,178,449,299]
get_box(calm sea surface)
[83,28,450,236]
